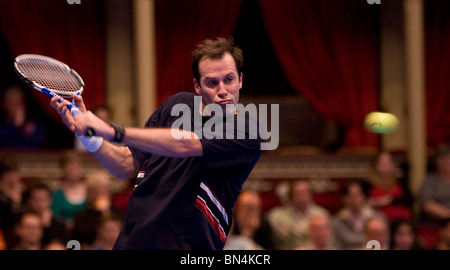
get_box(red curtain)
[425,0,450,147]
[0,0,106,121]
[258,0,380,148]
[155,0,243,105]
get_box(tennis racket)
[14,54,95,136]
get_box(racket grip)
[69,106,95,137]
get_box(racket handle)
[42,88,95,137]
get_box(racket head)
[14,54,84,98]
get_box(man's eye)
[206,80,217,87]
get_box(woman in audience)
[366,151,413,222]
[390,219,424,250]
[51,151,87,227]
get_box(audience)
[72,169,120,249]
[266,179,330,250]
[296,215,336,250]
[51,151,87,227]
[433,218,450,250]
[390,219,425,250]
[5,141,450,250]
[0,160,25,248]
[12,212,43,250]
[0,85,47,149]
[362,217,390,250]
[332,180,385,250]
[22,182,70,246]
[224,190,274,250]
[366,151,413,222]
[89,213,122,250]
[419,145,450,225]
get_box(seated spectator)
[390,219,425,250]
[44,239,68,250]
[419,145,450,225]
[332,180,385,250]
[0,160,25,248]
[89,213,123,250]
[224,190,274,250]
[11,212,43,250]
[0,229,6,250]
[0,85,47,149]
[296,215,336,250]
[52,151,87,226]
[367,151,413,222]
[266,179,330,250]
[433,218,450,250]
[72,169,121,249]
[22,182,70,246]
[362,217,390,250]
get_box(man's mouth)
[216,100,232,105]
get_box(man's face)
[193,52,243,114]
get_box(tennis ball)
[364,112,399,134]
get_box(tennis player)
[51,37,264,249]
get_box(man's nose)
[218,82,227,97]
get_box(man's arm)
[422,199,450,219]
[92,140,140,180]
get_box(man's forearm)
[122,127,203,158]
[92,140,139,180]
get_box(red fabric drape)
[259,0,379,148]
[425,0,450,147]
[155,0,243,105]
[0,0,105,121]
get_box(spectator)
[0,85,47,149]
[224,190,274,250]
[419,145,450,225]
[11,212,43,250]
[332,180,385,250]
[296,215,336,250]
[0,230,6,250]
[44,239,68,250]
[72,169,120,249]
[390,219,424,250]
[22,182,70,246]
[362,217,390,250]
[266,179,329,250]
[51,151,87,226]
[367,151,413,222]
[0,160,25,248]
[433,218,450,250]
[89,213,122,250]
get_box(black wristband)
[110,123,125,143]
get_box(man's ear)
[193,78,202,95]
[239,72,243,90]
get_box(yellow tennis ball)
[364,112,399,134]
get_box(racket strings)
[16,58,83,93]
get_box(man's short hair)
[191,37,243,83]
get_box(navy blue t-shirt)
[112,92,264,250]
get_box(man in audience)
[419,145,450,225]
[332,180,385,250]
[12,212,43,250]
[297,215,336,250]
[266,179,329,249]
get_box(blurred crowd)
[1,148,450,250]
[224,149,450,251]
[1,86,450,250]
[0,151,128,250]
